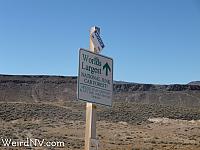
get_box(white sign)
[91,30,105,53]
[77,48,113,106]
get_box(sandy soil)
[0,102,200,150]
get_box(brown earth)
[0,75,200,150]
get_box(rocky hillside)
[0,74,200,108]
[1,74,200,150]
[188,81,200,86]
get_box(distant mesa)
[188,81,200,86]
[113,80,134,84]
[0,74,200,108]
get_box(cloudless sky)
[0,0,200,84]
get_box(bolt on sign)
[77,48,113,106]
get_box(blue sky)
[0,0,200,84]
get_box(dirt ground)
[0,102,200,150]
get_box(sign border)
[77,48,113,107]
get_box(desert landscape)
[0,75,200,150]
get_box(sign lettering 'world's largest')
[77,48,113,106]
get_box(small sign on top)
[90,30,105,53]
